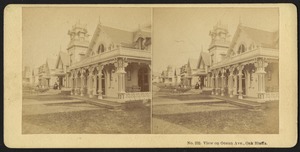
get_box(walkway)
[70,95,122,109]
[211,95,263,108]
[153,99,224,106]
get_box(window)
[98,44,105,54]
[238,44,246,54]
[97,45,101,54]
[70,54,73,65]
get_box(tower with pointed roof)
[67,21,90,65]
[208,21,231,65]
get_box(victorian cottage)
[62,21,151,103]
[197,22,279,102]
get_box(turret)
[208,21,230,65]
[67,21,90,65]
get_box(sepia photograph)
[22,7,152,134]
[152,7,279,134]
[4,4,297,148]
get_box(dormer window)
[238,44,246,54]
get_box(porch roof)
[210,47,279,70]
[69,47,151,70]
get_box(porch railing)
[124,92,152,101]
[265,92,279,101]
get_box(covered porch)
[68,58,152,103]
[208,57,278,103]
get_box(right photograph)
[152,7,279,134]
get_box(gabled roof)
[102,26,134,44]
[188,58,198,69]
[56,51,70,68]
[46,58,56,70]
[86,23,151,57]
[133,26,151,42]
[198,51,211,67]
[230,24,278,50]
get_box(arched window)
[97,44,105,54]
[97,45,101,54]
[238,44,246,54]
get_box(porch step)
[70,96,122,109]
[211,95,262,109]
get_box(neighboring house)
[161,65,181,86]
[66,21,152,102]
[180,58,199,87]
[193,51,211,87]
[31,67,39,86]
[203,22,278,102]
[152,72,161,83]
[54,51,70,88]
[38,58,57,88]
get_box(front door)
[138,67,149,92]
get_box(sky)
[22,7,151,69]
[152,7,279,73]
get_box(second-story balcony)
[70,47,151,69]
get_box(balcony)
[70,47,151,69]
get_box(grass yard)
[154,101,278,134]
[22,94,151,134]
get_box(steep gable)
[227,24,279,57]
[188,58,198,70]
[56,51,70,69]
[197,51,211,68]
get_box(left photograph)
[22,7,152,134]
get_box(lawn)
[23,106,150,134]
[22,95,151,134]
[154,101,279,134]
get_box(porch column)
[233,74,237,95]
[115,58,128,101]
[255,58,268,102]
[80,74,84,96]
[88,72,93,98]
[70,75,74,95]
[215,73,219,95]
[97,65,103,99]
[211,73,215,95]
[228,67,234,98]
[221,69,225,96]
[74,75,78,95]
[237,65,244,99]
[93,74,97,96]
[207,74,210,88]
